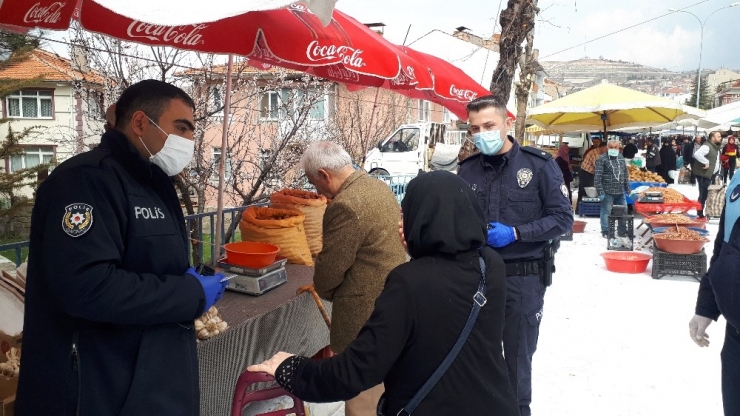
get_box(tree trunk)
[489,0,539,105]
[514,29,536,143]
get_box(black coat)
[659,144,678,172]
[556,156,573,183]
[622,143,638,159]
[277,248,518,415]
[15,131,205,416]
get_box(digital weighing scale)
[639,191,665,204]
[218,257,288,296]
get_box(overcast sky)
[338,0,740,71]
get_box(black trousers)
[723,157,737,184]
[722,323,740,416]
[697,176,711,215]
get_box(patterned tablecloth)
[197,264,331,416]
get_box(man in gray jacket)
[692,131,722,218]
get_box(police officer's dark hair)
[114,79,196,128]
[466,95,509,119]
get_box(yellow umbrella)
[527,82,705,134]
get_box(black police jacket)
[15,130,206,416]
[458,137,573,261]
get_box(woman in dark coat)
[659,138,678,184]
[555,143,573,206]
[249,171,518,416]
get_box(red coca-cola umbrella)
[0,2,431,89]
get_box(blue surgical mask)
[473,130,505,155]
[608,149,619,157]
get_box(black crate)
[560,229,574,241]
[578,201,601,217]
[651,248,707,281]
[607,215,634,251]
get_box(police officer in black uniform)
[16,80,228,416]
[458,96,573,416]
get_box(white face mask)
[139,116,194,176]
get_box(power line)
[541,0,711,59]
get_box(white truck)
[363,122,465,176]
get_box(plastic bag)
[239,207,313,266]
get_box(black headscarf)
[401,171,487,259]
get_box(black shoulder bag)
[377,252,487,416]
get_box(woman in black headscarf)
[249,171,517,416]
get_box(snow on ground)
[532,183,725,415]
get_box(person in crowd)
[659,137,678,184]
[622,137,638,160]
[103,103,116,132]
[595,139,630,238]
[456,95,573,416]
[674,138,681,157]
[300,141,407,414]
[721,136,737,184]
[689,135,706,186]
[692,131,723,218]
[582,137,602,160]
[15,80,229,416]
[689,163,740,415]
[555,142,574,207]
[645,137,662,173]
[579,142,608,203]
[249,171,519,416]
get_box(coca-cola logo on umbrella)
[450,84,478,101]
[306,41,365,68]
[324,66,360,83]
[24,1,66,24]
[126,21,208,46]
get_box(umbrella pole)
[365,87,380,154]
[213,54,234,267]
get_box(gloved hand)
[688,314,712,347]
[487,222,516,248]
[598,194,605,201]
[186,267,229,314]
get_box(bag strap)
[398,252,487,416]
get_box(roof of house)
[0,48,108,85]
[663,87,685,94]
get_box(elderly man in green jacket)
[300,141,407,416]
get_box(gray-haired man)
[301,141,407,415]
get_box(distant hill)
[541,58,692,94]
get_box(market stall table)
[634,197,703,241]
[197,264,330,416]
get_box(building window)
[210,86,223,112]
[417,100,430,122]
[259,91,281,120]
[9,146,54,172]
[442,108,451,123]
[212,147,232,179]
[85,90,105,119]
[258,149,283,187]
[6,90,53,119]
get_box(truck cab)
[364,122,458,176]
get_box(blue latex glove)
[487,222,516,248]
[598,194,605,201]
[186,267,228,314]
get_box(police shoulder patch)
[62,203,94,238]
[521,146,553,160]
[561,183,569,198]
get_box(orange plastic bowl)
[573,220,587,233]
[601,252,652,274]
[224,242,280,268]
[653,235,709,255]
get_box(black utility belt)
[505,261,543,277]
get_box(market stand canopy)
[526,82,705,133]
[0,0,337,27]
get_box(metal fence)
[0,176,413,267]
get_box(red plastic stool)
[231,371,307,416]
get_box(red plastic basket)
[634,197,702,215]
[601,252,652,274]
